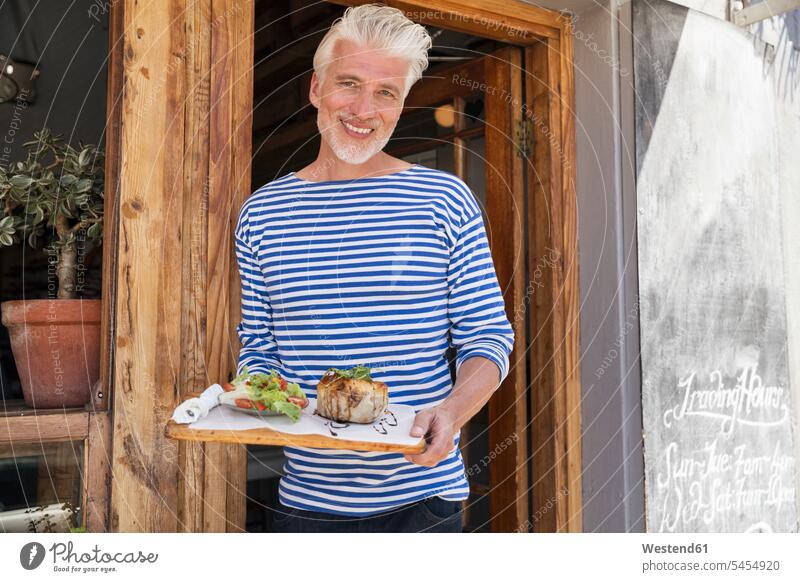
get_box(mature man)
[235,4,514,533]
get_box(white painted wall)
[525,0,646,532]
[769,9,800,533]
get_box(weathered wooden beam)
[110,0,252,533]
[84,411,113,532]
[0,412,89,443]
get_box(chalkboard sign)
[633,0,798,532]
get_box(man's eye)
[339,81,356,88]
[380,90,395,98]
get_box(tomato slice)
[222,382,236,392]
[287,396,308,409]
[234,398,254,409]
[256,402,266,411]
[279,378,288,391]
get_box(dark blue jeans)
[272,496,464,533]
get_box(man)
[235,4,514,533]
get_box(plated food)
[219,367,308,422]
[315,365,388,424]
[219,365,388,425]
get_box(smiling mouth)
[340,119,375,137]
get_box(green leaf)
[78,148,91,167]
[75,178,92,193]
[271,401,301,422]
[0,233,14,246]
[326,365,373,381]
[87,222,102,239]
[285,383,305,398]
[29,205,45,225]
[10,175,34,189]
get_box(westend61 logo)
[19,541,158,574]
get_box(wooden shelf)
[0,405,90,444]
[1,400,87,418]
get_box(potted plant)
[0,129,104,408]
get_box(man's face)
[310,38,409,165]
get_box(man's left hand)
[403,406,458,467]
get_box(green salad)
[222,367,309,422]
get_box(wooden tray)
[165,419,426,454]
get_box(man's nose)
[349,89,376,119]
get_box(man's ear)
[309,71,320,109]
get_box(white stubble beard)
[317,112,394,165]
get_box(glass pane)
[0,441,84,532]
[387,101,457,159]
[402,149,437,168]
[402,142,454,175]
[391,103,453,142]
[459,92,485,130]
[464,135,486,212]
[434,142,455,174]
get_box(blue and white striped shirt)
[234,164,514,516]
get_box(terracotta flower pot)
[1,299,101,409]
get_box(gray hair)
[313,4,432,99]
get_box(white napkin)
[171,383,224,424]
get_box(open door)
[386,48,528,532]
[386,39,580,532]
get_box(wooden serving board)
[165,400,426,454]
[165,420,425,453]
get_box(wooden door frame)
[329,1,581,532]
[101,0,578,532]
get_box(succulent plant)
[0,129,104,299]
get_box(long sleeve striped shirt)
[234,164,514,516]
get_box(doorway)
[246,0,580,533]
